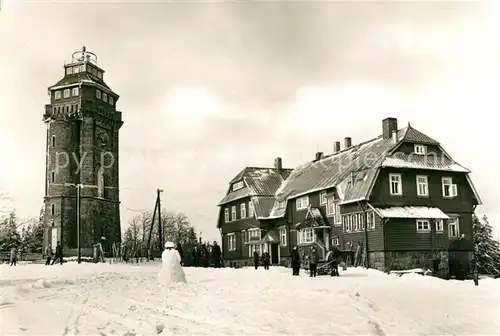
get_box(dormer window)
[66,67,73,75]
[79,64,85,72]
[320,191,327,205]
[232,181,244,191]
[109,96,114,105]
[102,93,108,102]
[414,144,427,155]
[97,71,103,79]
[54,91,61,100]
[72,87,79,96]
[63,89,70,98]
[296,196,309,210]
[73,65,80,74]
[96,90,101,99]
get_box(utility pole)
[64,183,82,264]
[157,189,163,251]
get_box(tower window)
[79,64,85,72]
[96,90,101,99]
[109,96,114,105]
[73,66,80,74]
[51,135,56,147]
[55,91,61,100]
[63,89,70,98]
[66,67,73,75]
[51,204,55,216]
[102,93,107,102]
[97,71,103,79]
[72,87,79,96]
[51,171,55,183]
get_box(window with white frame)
[242,230,249,243]
[109,96,114,105]
[442,177,457,197]
[66,67,73,75]
[227,233,236,251]
[279,228,287,246]
[416,175,429,197]
[96,89,101,99]
[435,219,444,233]
[367,211,375,229]
[359,213,365,230]
[231,206,236,221]
[63,89,70,98]
[73,65,80,73]
[240,203,246,218]
[297,228,315,244]
[416,219,430,232]
[54,91,61,100]
[448,217,459,238]
[72,87,79,96]
[296,196,309,210]
[326,198,335,216]
[249,228,261,239]
[353,214,359,231]
[224,208,229,222]
[335,204,341,225]
[248,201,254,217]
[232,181,244,191]
[250,244,261,256]
[102,93,108,102]
[414,144,427,155]
[332,237,339,246]
[320,191,327,205]
[389,173,402,195]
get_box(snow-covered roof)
[371,206,450,220]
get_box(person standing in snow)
[253,250,260,270]
[158,241,187,287]
[308,247,319,277]
[10,247,17,266]
[51,241,63,265]
[176,243,184,265]
[262,251,271,270]
[201,244,210,267]
[45,244,53,265]
[329,245,341,276]
[211,241,222,268]
[291,246,301,276]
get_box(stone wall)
[384,250,450,278]
[368,252,385,271]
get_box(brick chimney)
[333,141,341,153]
[274,157,282,173]
[382,117,398,139]
[315,152,324,161]
[344,137,352,149]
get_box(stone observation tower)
[43,46,123,256]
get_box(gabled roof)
[218,167,292,206]
[400,123,439,145]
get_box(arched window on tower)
[97,166,104,198]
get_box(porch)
[295,206,332,260]
[248,231,281,265]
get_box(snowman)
[158,241,187,288]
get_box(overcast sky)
[0,1,499,242]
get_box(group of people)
[44,241,63,265]
[253,250,271,270]
[190,241,222,268]
[290,244,342,277]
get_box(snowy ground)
[1,262,499,336]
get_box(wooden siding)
[341,201,384,252]
[392,143,444,157]
[370,168,477,212]
[384,213,473,251]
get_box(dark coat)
[55,244,62,257]
[291,249,301,266]
[211,244,222,259]
[253,251,259,262]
